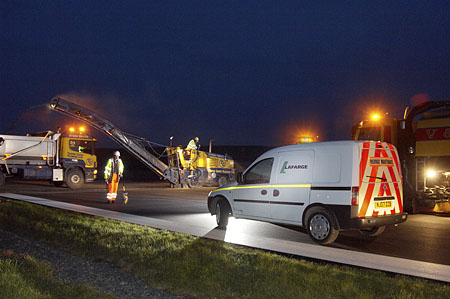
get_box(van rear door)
[358,142,403,218]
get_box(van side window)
[244,158,274,184]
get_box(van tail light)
[351,186,359,206]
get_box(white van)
[207,141,407,245]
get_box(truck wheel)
[216,199,230,229]
[187,176,200,188]
[66,169,84,189]
[187,169,201,188]
[359,226,385,237]
[0,173,5,187]
[306,207,339,245]
[218,176,228,187]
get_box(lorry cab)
[207,140,407,245]
[59,133,97,187]
[351,118,403,145]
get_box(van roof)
[259,140,365,159]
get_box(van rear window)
[360,143,401,183]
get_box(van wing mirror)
[237,172,244,184]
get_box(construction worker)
[186,137,200,171]
[104,151,124,204]
[186,137,200,150]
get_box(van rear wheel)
[216,199,230,229]
[306,207,339,245]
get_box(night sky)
[2,1,450,147]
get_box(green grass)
[0,251,115,299]
[1,199,449,298]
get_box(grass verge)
[0,250,114,299]
[0,199,449,298]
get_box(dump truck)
[0,128,97,189]
[351,101,450,213]
[49,97,235,187]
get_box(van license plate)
[374,200,393,210]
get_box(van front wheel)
[216,199,230,229]
[306,207,339,245]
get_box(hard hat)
[194,137,199,142]
[113,151,120,157]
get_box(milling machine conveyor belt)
[49,97,176,184]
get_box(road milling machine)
[0,127,97,189]
[49,97,235,188]
[352,101,450,213]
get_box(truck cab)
[59,132,97,188]
[351,117,403,145]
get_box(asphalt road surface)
[1,180,450,266]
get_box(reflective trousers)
[189,150,198,170]
[107,174,119,202]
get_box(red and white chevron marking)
[358,142,403,218]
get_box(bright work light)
[371,113,381,120]
[426,169,437,178]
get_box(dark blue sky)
[2,1,450,146]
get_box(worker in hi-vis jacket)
[186,137,199,150]
[104,151,124,204]
[186,137,200,171]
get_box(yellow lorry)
[0,127,97,189]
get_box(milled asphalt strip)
[2,193,450,283]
